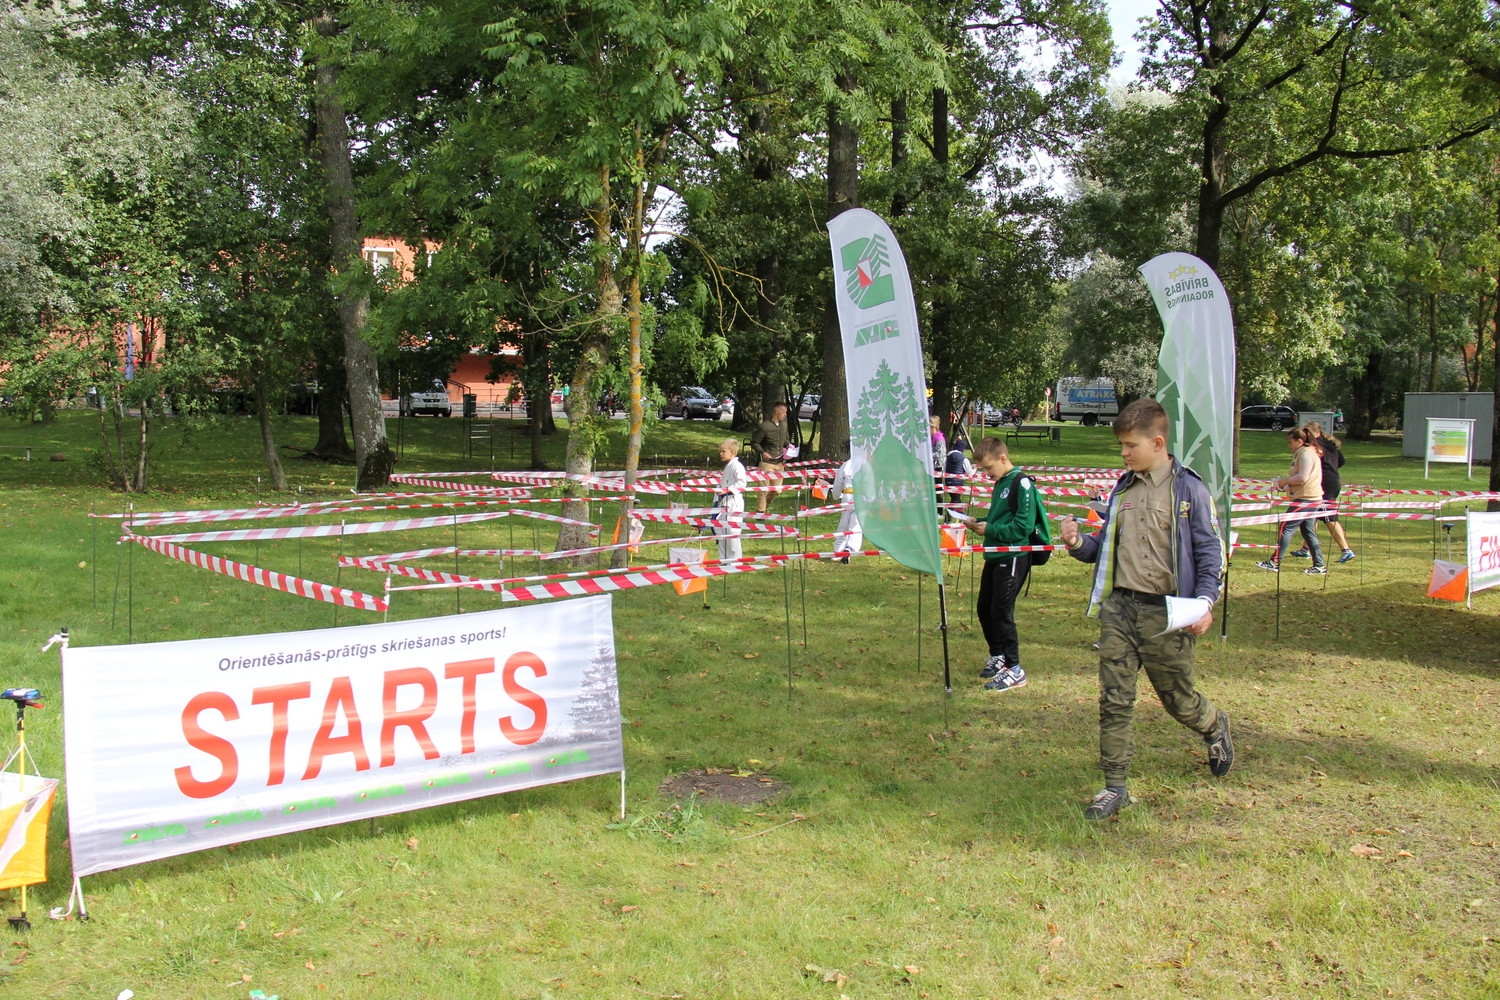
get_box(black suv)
[1239,404,1300,431]
[660,386,724,420]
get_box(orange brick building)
[363,237,520,408]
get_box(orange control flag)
[0,774,58,890]
[670,547,709,596]
[1427,560,1468,602]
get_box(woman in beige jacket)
[1256,427,1327,574]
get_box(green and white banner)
[1140,252,1235,549]
[828,208,943,581]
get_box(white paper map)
[1154,596,1213,636]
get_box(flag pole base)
[48,876,89,922]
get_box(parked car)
[978,404,1021,427]
[1239,404,1299,431]
[797,394,821,420]
[401,382,452,417]
[660,386,724,420]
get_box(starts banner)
[1467,511,1500,599]
[63,598,622,877]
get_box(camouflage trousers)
[1096,590,1219,786]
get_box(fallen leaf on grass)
[406,837,419,851]
[621,904,638,913]
[237,921,247,931]
[804,963,848,987]
[1350,844,1382,857]
[9,951,25,965]
[1396,850,1414,858]
[305,961,315,971]
[904,965,924,975]
[743,652,759,659]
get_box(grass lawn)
[0,409,1497,998]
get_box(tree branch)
[1222,2,1272,62]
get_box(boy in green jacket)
[958,438,1048,692]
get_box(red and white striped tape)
[144,509,520,544]
[130,533,387,612]
[499,561,774,602]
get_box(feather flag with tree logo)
[1139,252,1235,553]
[829,209,942,581]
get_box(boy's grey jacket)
[1068,458,1224,617]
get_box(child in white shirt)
[715,438,746,561]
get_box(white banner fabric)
[827,208,943,581]
[62,598,622,876]
[1467,511,1500,596]
[1140,252,1236,552]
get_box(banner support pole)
[619,767,627,821]
[91,506,98,609]
[938,580,952,731]
[1219,562,1229,643]
[916,573,922,675]
[47,877,89,924]
[1274,552,1282,642]
[782,530,794,701]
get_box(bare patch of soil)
[659,768,786,805]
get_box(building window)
[364,248,397,274]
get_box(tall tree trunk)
[1349,350,1383,440]
[1193,11,1230,273]
[747,96,784,414]
[1427,292,1439,391]
[890,94,908,219]
[520,331,550,468]
[613,148,648,571]
[313,12,392,491]
[928,87,954,440]
[312,350,354,461]
[556,169,619,565]
[255,377,289,490]
[133,403,149,493]
[820,71,858,461]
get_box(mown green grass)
[0,410,1497,998]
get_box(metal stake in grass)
[782,528,794,700]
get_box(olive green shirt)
[1113,460,1175,596]
[751,418,790,462]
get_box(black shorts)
[1322,490,1341,523]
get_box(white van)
[1054,378,1118,426]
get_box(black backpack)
[1007,474,1052,566]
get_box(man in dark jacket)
[1058,398,1232,821]
[750,403,790,514]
